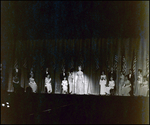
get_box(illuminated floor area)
[1,93,149,124]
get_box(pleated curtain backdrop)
[4,38,149,95]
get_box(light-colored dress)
[45,77,52,93]
[99,75,107,95]
[119,75,125,95]
[75,71,84,94]
[140,81,149,96]
[137,74,143,96]
[62,80,68,94]
[68,73,74,94]
[29,77,37,93]
[105,80,115,94]
[121,80,131,96]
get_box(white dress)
[62,80,68,94]
[140,81,149,96]
[105,80,115,94]
[29,77,37,93]
[99,75,107,95]
[137,75,143,95]
[45,77,52,93]
[68,73,74,94]
[75,71,84,94]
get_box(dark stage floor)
[1,93,149,124]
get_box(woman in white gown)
[75,66,84,94]
[137,69,143,96]
[68,70,74,94]
[29,73,37,93]
[61,77,68,94]
[105,76,115,95]
[99,71,107,95]
[140,76,149,96]
[45,74,52,94]
[121,75,131,96]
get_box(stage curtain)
[3,38,149,95]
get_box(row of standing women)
[12,65,85,94]
[12,65,149,96]
[99,69,133,96]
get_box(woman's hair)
[78,66,82,70]
[46,74,50,77]
[138,69,142,73]
[101,70,105,74]
[78,65,81,68]
[120,71,125,75]
[110,76,113,80]
[70,68,74,73]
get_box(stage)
[1,92,149,124]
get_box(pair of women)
[99,71,115,95]
[61,66,84,94]
[119,72,131,96]
[28,72,52,94]
[136,69,149,96]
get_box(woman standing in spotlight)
[68,69,74,94]
[119,71,125,96]
[45,74,52,94]
[29,71,37,93]
[75,66,84,95]
[99,71,107,95]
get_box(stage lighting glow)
[6,102,9,104]
[2,103,5,107]
[7,105,10,108]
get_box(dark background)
[1,1,148,41]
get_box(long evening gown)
[76,71,84,94]
[140,81,149,96]
[45,77,52,93]
[29,77,37,93]
[68,73,74,94]
[121,80,131,96]
[61,80,68,94]
[119,75,125,96]
[137,74,143,96]
[99,75,107,95]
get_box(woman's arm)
[82,73,84,83]
[47,78,51,83]
[13,80,19,84]
[13,77,19,84]
[142,81,148,86]
[125,84,131,87]
[112,81,115,87]
[122,83,125,88]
